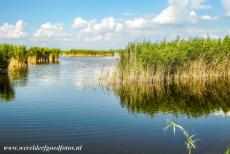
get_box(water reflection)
[0,75,15,101]
[105,79,230,118]
[0,70,28,102]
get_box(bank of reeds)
[28,47,60,65]
[0,44,28,73]
[0,44,61,74]
[108,36,230,84]
[61,49,118,57]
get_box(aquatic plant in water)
[226,147,230,154]
[164,120,199,154]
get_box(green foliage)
[62,49,121,56]
[116,36,230,81]
[0,44,62,73]
[0,44,14,69]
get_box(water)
[0,57,230,154]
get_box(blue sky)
[0,0,229,49]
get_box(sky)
[0,0,230,49]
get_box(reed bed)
[0,44,28,73]
[61,49,119,57]
[0,44,61,74]
[28,47,60,65]
[108,36,230,83]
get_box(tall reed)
[28,47,60,65]
[61,49,122,57]
[111,36,230,83]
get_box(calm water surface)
[0,57,230,154]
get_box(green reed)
[0,44,61,73]
[226,147,230,154]
[28,47,61,64]
[0,44,28,73]
[112,36,230,83]
[164,120,199,154]
[62,49,121,57]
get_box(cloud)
[71,17,126,42]
[126,18,147,29]
[152,0,216,24]
[152,0,189,24]
[72,17,88,28]
[84,35,103,42]
[188,11,199,24]
[201,15,218,20]
[0,20,26,39]
[191,0,211,9]
[221,0,230,16]
[73,17,124,33]
[33,22,70,40]
[93,17,116,33]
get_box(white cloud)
[126,18,147,29]
[152,0,216,24]
[33,22,70,40]
[93,17,116,33]
[84,35,103,42]
[191,0,211,9]
[0,20,26,39]
[115,23,124,32]
[73,17,124,34]
[188,11,198,24]
[201,15,218,20]
[72,17,88,28]
[72,17,127,42]
[152,0,189,24]
[221,0,230,16]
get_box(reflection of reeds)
[0,75,15,102]
[0,70,28,102]
[101,78,230,118]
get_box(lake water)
[0,57,230,154]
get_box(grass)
[61,49,121,57]
[164,120,199,154]
[110,36,230,83]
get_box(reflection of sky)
[28,64,61,85]
[214,110,230,117]
[74,61,115,89]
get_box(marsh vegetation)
[0,44,61,74]
[61,49,122,57]
[106,36,230,84]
